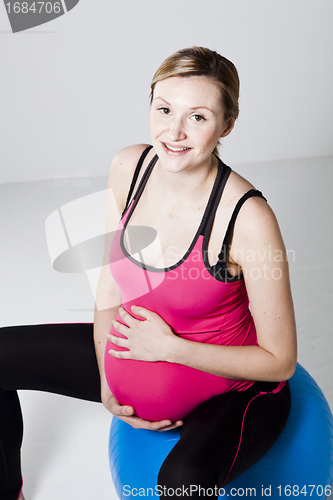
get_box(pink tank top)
[104,150,275,421]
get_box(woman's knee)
[158,453,199,490]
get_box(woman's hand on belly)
[107,305,175,362]
[104,390,183,431]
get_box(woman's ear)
[220,117,236,138]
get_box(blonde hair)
[150,47,240,158]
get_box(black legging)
[0,323,101,500]
[158,380,291,496]
[0,324,291,500]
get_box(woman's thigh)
[158,381,291,498]
[0,323,101,401]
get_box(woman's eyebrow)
[153,97,214,113]
[153,97,170,105]
[190,106,214,113]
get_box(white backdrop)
[1,0,333,184]
[1,1,333,499]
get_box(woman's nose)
[166,118,186,141]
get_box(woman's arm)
[109,196,297,382]
[94,144,183,429]
[93,146,130,411]
[167,196,297,381]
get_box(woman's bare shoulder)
[108,144,151,183]
[227,169,280,243]
[107,144,152,211]
[224,169,256,204]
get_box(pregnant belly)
[104,327,252,421]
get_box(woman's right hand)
[102,390,183,431]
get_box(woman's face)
[149,76,234,173]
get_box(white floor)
[1,156,332,499]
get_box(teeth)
[165,143,190,152]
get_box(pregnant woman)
[0,47,297,500]
[97,46,297,494]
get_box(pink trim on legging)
[220,392,265,486]
[272,380,286,393]
[17,477,23,499]
[220,380,286,486]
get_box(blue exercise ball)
[109,364,333,499]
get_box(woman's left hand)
[107,306,176,362]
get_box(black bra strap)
[200,160,231,236]
[122,145,153,218]
[218,189,267,264]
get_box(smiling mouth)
[164,143,191,152]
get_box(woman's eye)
[158,107,171,115]
[192,114,205,122]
